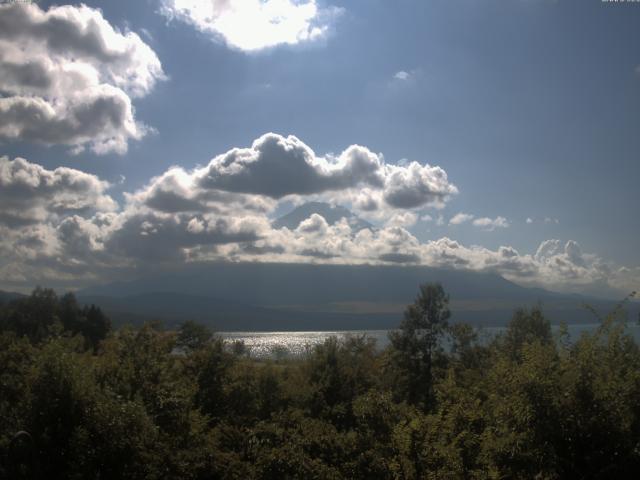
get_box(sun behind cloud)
[161,0,342,51]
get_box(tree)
[81,304,111,351]
[2,287,59,343]
[59,293,111,351]
[0,290,110,350]
[389,283,451,409]
[176,320,212,352]
[58,292,81,333]
[307,335,377,427]
[501,305,552,361]
[194,339,233,420]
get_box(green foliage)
[2,286,640,478]
[388,282,451,409]
[177,320,213,352]
[0,287,59,343]
[0,287,111,350]
[306,335,378,428]
[499,305,553,361]
[0,332,34,469]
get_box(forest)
[1,285,639,479]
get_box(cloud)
[0,156,117,226]
[54,131,454,270]
[190,133,456,211]
[449,213,509,231]
[472,216,509,231]
[0,3,164,154]
[104,211,268,263]
[535,239,588,270]
[295,213,329,235]
[525,217,560,225]
[394,71,410,81]
[127,165,277,217]
[161,0,341,51]
[198,133,383,198]
[385,212,418,228]
[57,213,115,260]
[1,148,637,297]
[382,161,457,209]
[225,222,633,296]
[449,213,474,225]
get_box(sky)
[0,0,639,298]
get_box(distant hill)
[80,262,532,304]
[273,202,374,232]
[0,290,26,304]
[77,291,402,331]
[77,262,637,331]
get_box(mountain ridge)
[272,201,374,232]
[76,261,637,330]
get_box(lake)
[220,322,640,358]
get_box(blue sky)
[1,0,639,296]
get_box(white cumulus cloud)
[449,213,474,225]
[472,216,509,231]
[166,133,457,213]
[385,212,418,228]
[0,3,164,154]
[1,147,637,297]
[0,156,117,226]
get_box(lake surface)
[220,322,640,358]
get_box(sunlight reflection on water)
[219,323,640,359]
[220,330,390,358]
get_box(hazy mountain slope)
[81,262,561,305]
[77,291,403,331]
[273,202,374,232]
[0,290,27,304]
[77,262,637,330]
[77,203,634,331]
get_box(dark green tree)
[307,335,377,428]
[1,287,59,343]
[389,283,451,409]
[58,293,110,351]
[194,339,233,421]
[80,304,111,351]
[58,292,81,333]
[176,320,213,352]
[0,290,110,350]
[501,305,552,361]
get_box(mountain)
[77,291,401,331]
[74,202,637,331]
[81,263,527,304]
[273,202,374,232]
[0,290,26,304]
[77,262,637,331]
